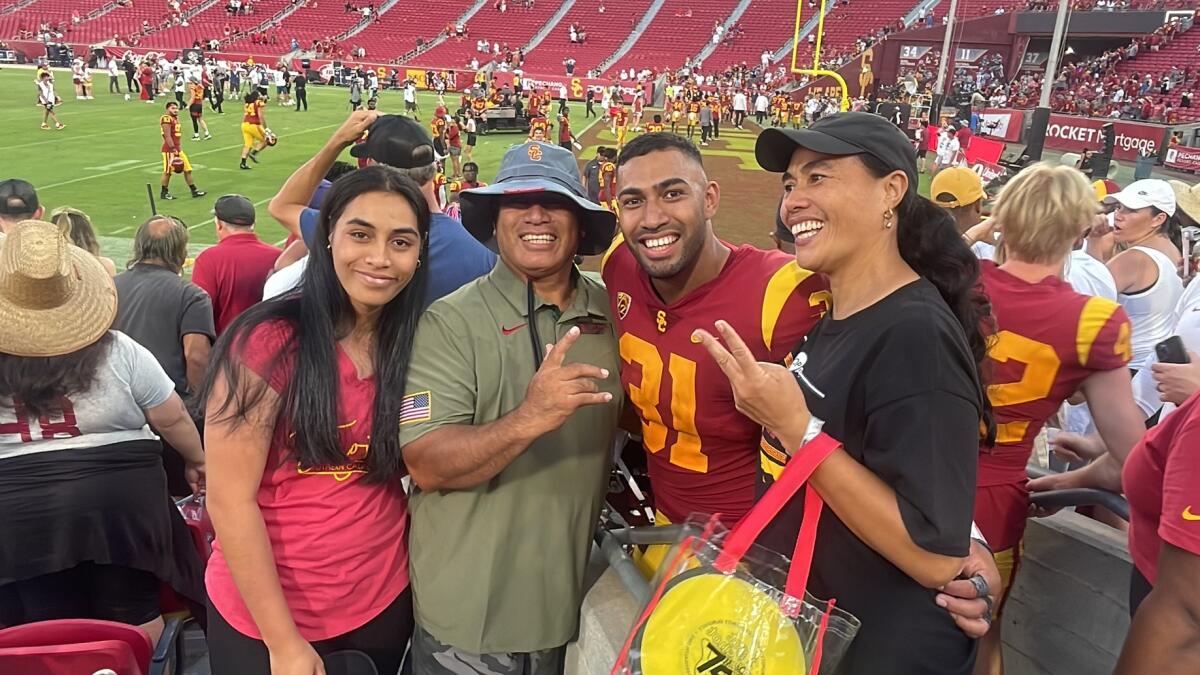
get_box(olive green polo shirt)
[399,259,622,654]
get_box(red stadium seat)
[0,619,153,675]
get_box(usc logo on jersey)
[656,310,668,333]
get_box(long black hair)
[861,154,997,446]
[200,166,431,480]
[0,333,116,418]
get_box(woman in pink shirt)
[201,164,429,675]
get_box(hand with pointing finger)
[518,326,613,437]
[693,320,812,452]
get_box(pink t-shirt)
[205,320,409,641]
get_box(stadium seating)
[700,0,798,73]
[1114,25,1200,123]
[2,0,166,44]
[790,0,918,69]
[607,0,739,74]
[519,0,655,76]
[224,2,364,54]
[141,0,294,50]
[934,0,1028,21]
[346,2,466,63]
[411,2,560,70]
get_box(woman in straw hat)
[0,220,206,644]
[200,165,429,675]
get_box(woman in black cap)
[695,111,994,674]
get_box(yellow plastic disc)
[638,572,806,675]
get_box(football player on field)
[239,90,270,170]
[962,163,1146,675]
[159,101,206,200]
[602,133,828,571]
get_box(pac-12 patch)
[616,292,631,320]
[400,391,432,426]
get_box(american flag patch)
[400,391,432,426]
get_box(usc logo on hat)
[527,143,543,161]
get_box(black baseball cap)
[349,115,436,169]
[755,112,919,192]
[0,179,39,217]
[213,194,256,226]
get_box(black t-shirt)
[113,264,216,396]
[759,279,981,675]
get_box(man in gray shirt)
[700,103,713,146]
[113,215,214,495]
[582,146,605,203]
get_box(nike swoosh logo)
[501,323,527,335]
[1184,507,1200,521]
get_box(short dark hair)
[165,101,177,109]
[463,162,479,172]
[617,132,703,170]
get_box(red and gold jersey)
[472,96,487,113]
[243,100,264,124]
[672,100,686,114]
[979,261,1131,486]
[597,160,616,200]
[688,101,701,115]
[189,82,204,105]
[529,93,542,111]
[602,242,829,523]
[448,179,487,194]
[646,122,664,133]
[160,113,181,152]
[613,109,628,127]
[790,101,803,115]
[528,116,549,140]
[430,116,447,138]
[433,172,447,208]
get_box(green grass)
[2,68,602,265]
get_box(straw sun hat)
[1170,180,1200,225]
[0,220,116,357]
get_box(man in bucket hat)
[399,141,622,674]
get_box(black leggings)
[207,587,412,675]
[1129,566,1153,617]
[0,562,161,627]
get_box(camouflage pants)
[408,625,565,675]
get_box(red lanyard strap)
[715,432,840,574]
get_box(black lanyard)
[527,280,544,369]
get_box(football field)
[1,68,598,265]
[3,68,933,265]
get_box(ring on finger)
[969,574,990,599]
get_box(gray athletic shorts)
[409,625,566,675]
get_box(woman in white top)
[0,222,205,643]
[1088,179,1183,372]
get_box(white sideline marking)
[84,159,141,171]
[37,123,341,191]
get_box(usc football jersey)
[160,114,181,152]
[979,261,1131,487]
[431,117,446,138]
[189,83,204,105]
[597,161,616,201]
[243,100,263,124]
[646,123,664,133]
[602,242,829,523]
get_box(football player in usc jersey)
[602,133,829,574]
[159,101,206,200]
[239,90,269,170]
[964,163,1146,675]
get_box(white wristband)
[970,521,988,547]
